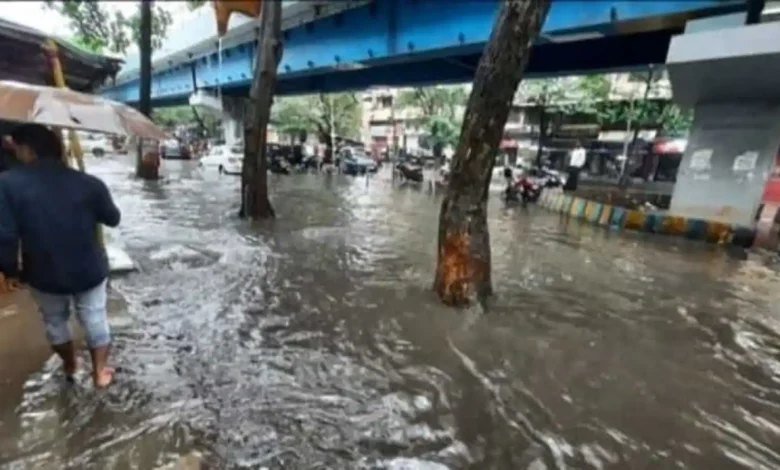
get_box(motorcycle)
[396,161,424,183]
[504,174,543,203]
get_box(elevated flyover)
[100,0,747,106]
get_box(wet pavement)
[1,155,780,469]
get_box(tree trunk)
[628,67,654,181]
[433,0,551,307]
[239,0,283,219]
[136,0,159,180]
[190,106,207,134]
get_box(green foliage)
[419,115,460,153]
[515,78,576,109]
[126,7,173,52]
[62,35,101,54]
[397,86,466,155]
[571,73,693,134]
[152,106,220,133]
[44,1,173,54]
[185,0,208,11]
[658,104,694,135]
[396,86,465,120]
[564,75,610,120]
[271,93,362,144]
[271,98,311,138]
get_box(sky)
[0,1,192,45]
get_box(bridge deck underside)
[103,0,744,107]
[131,29,676,108]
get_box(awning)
[0,17,122,92]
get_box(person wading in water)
[0,124,121,388]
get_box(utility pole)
[390,91,396,160]
[136,0,157,179]
[329,94,336,166]
[139,1,151,118]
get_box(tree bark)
[433,0,551,307]
[239,0,283,219]
[136,0,159,180]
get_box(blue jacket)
[0,160,121,294]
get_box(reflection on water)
[1,157,780,469]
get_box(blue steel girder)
[102,0,746,105]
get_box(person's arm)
[0,179,20,278]
[92,178,121,228]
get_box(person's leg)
[571,167,580,191]
[73,279,113,388]
[28,289,76,379]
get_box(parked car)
[77,133,112,157]
[199,145,242,175]
[339,147,377,175]
[160,138,191,160]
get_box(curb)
[537,191,756,248]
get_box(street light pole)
[619,64,655,181]
[390,91,396,160]
[329,93,336,159]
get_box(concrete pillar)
[669,103,780,225]
[221,96,247,147]
[666,22,780,226]
[222,117,241,147]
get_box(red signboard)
[762,150,780,204]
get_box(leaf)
[396,86,466,153]
[186,0,207,11]
[271,93,362,143]
[45,1,174,54]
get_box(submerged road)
[1,156,780,469]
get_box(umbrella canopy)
[0,80,168,141]
[213,0,262,37]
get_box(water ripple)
[1,159,779,469]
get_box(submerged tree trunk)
[239,0,283,219]
[136,0,159,180]
[433,0,551,307]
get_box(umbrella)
[0,80,168,141]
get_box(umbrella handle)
[43,38,102,247]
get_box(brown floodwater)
[1,157,779,470]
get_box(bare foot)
[93,367,114,388]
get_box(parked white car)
[199,145,242,175]
[76,132,112,157]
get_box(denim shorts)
[29,279,111,349]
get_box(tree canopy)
[571,73,693,134]
[152,106,220,134]
[186,0,208,11]
[44,1,174,54]
[517,74,694,135]
[271,93,362,145]
[396,86,466,157]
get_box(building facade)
[359,72,672,159]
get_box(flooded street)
[2,156,780,469]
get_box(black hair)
[10,124,63,160]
